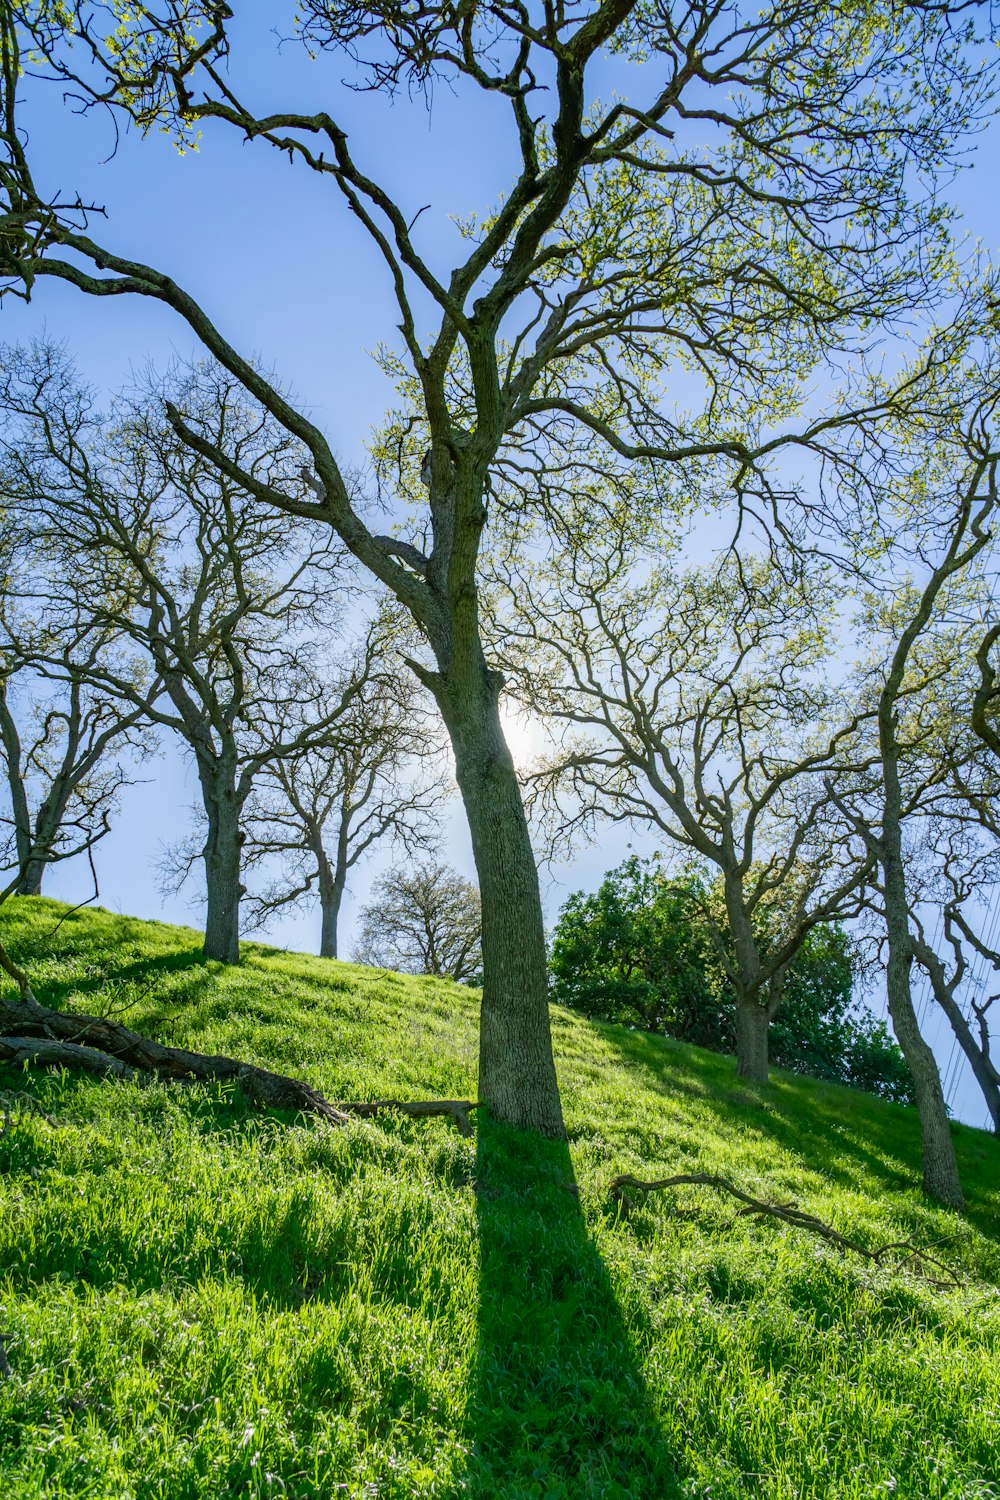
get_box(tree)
[0,347,353,963]
[834,450,1000,1207]
[1,0,995,1132]
[0,645,147,896]
[550,856,913,1102]
[876,624,1000,1136]
[772,925,913,1105]
[908,864,1000,1135]
[0,481,151,895]
[549,857,722,1044]
[354,861,483,983]
[927,619,1000,1132]
[243,645,447,960]
[510,551,875,1082]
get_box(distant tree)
[549,858,723,1046]
[550,857,913,1102]
[0,487,151,896]
[354,862,482,983]
[0,647,148,896]
[771,925,913,1105]
[0,346,353,963]
[243,643,447,960]
[510,551,874,1084]
[832,444,1000,1208]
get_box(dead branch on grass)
[609,1172,966,1289]
[0,986,477,1133]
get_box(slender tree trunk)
[880,744,964,1208]
[884,925,963,1204]
[201,778,244,965]
[939,1000,1000,1135]
[915,945,1000,1135]
[435,664,564,1139]
[735,998,769,1083]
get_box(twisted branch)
[609,1172,965,1289]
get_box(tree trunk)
[436,667,564,1139]
[318,864,343,961]
[722,877,780,1085]
[948,1015,1000,1135]
[15,792,69,897]
[201,782,244,965]
[1,685,36,892]
[13,858,44,897]
[880,744,963,1208]
[734,998,769,1083]
[884,933,963,1206]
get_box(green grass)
[0,897,998,1500]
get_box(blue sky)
[3,6,999,1125]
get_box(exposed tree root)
[609,1172,965,1290]
[0,989,477,1133]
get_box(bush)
[549,856,914,1103]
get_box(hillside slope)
[0,897,998,1500]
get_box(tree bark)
[734,999,770,1083]
[0,987,347,1121]
[436,666,564,1139]
[12,859,44,898]
[14,790,69,897]
[943,1007,1000,1134]
[942,1008,1000,1135]
[201,778,244,965]
[0,981,479,1131]
[884,930,963,1205]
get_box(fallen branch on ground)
[0,1036,134,1079]
[609,1172,965,1289]
[0,989,477,1133]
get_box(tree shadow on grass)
[19,944,211,1012]
[462,1115,682,1499]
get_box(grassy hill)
[0,897,998,1500]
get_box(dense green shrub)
[549,857,914,1103]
